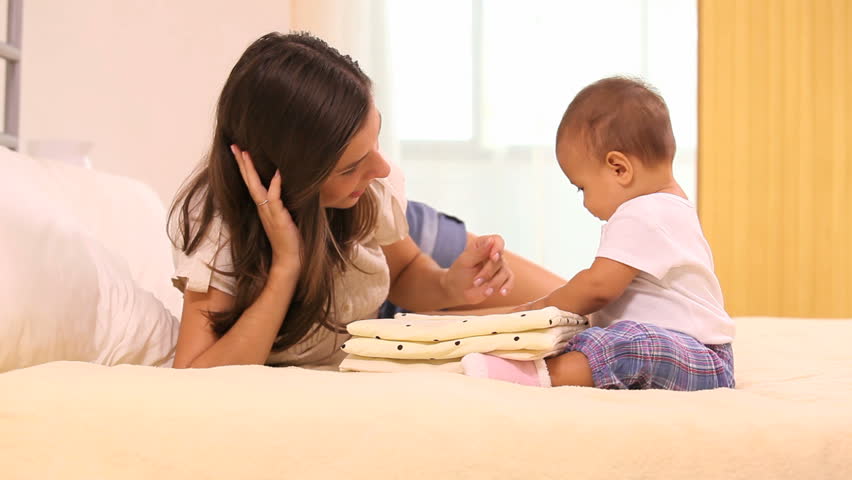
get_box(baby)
[463,77,736,390]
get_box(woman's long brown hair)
[168,32,378,352]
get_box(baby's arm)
[427,258,638,316]
[522,257,639,315]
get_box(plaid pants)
[565,320,735,391]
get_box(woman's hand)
[231,145,302,269]
[442,234,515,305]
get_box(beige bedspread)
[2,316,850,479]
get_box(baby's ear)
[605,151,634,185]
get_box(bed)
[1,317,850,479]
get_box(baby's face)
[556,137,624,221]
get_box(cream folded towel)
[341,327,583,360]
[339,355,464,374]
[339,307,589,371]
[347,306,586,342]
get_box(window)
[387,0,697,277]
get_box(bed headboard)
[0,0,21,150]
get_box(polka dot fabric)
[346,306,586,342]
[340,307,589,365]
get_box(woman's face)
[319,104,390,209]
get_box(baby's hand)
[511,297,548,313]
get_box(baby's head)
[555,77,676,220]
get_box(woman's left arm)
[382,234,513,312]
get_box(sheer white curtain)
[293,0,697,279]
[290,0,400,162]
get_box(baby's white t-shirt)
[592,193,735,344]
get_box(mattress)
[1,316,850,479]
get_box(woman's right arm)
[173,145,302,368]
[172,262,299,368]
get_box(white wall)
[19,0,291,204]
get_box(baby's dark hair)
[556,76,676,166]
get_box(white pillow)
[0,151,179,372]
[9,149,184,317]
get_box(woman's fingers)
[486,235,505,262]
[476,263,512,297]
[268,170,282,203]
[229,146,301,266]
[463,258,512,298]
[231,145,250,188]
[485,263,514,296]
[230,144,267,205]
[454,234,506,271]
[472,258,499,288]
[240,151,267,202]
[262,170,286,229]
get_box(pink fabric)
[461,353,551,387]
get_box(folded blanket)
[346,306,586,342]
[339,355,464,374]
[337,348,574,374]
[340,308,589,366]
[341,326,585,360]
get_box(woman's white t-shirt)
[592,193,735,345]
[170,163,409,369]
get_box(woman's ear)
[605,151,633,186]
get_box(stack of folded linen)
[339,306,588,373]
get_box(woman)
[168,32,563,369]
